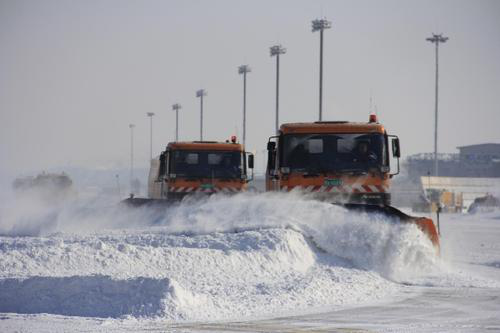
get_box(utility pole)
[172,103,182,141]
[196,89,207,141]
[146,112,154,162]
[238,65,251,146]
[270,45,286,134]
[129,123,135,196]
[312,18,332,121]
[426,33,448,177]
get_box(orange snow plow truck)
[124,138,254,206]
[266,115,439,249]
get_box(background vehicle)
[468,194,500,214]
[12,172,75,203]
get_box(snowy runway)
[1,193,499,332]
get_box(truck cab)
[266,115,401,205]
[149,139,254,200]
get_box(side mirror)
[157,152,166,181]
[248,154,254,169]
[392,138,401,158]
[267,141,276,151]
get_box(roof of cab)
[280,121,386,134]
[167,141,244,152]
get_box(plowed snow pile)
[0,192,447,321]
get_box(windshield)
[281,133,387,173]
[170,150,244,179]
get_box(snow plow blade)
[339,203,440,250]
[121,197,178,208]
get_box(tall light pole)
[270,45,286,134]
[312,18,332,121]
[172,103,181,142]
[129,123,135,196]
[115,174,121,199]
[426,33,448,177]
[238,65,251,146]
[146,112,154,162]
[196,89,207,141]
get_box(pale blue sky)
[1,0,499,176]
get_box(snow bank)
[150,192,441,281]
[0,191,441,280]
[1,191,484,321]
[0,275,198,319]
[0,226,400,320]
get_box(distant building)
[420,176,500,210]
[406,143,500,181]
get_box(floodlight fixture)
[196,89,207,98]
[426,33,449,44]
[312,18,331,32]
[270,45,286,57]
[238,65,251,75]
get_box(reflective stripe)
[169,186,242,193]
[280,184,387,193]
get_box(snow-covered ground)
[1,191,499,332]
